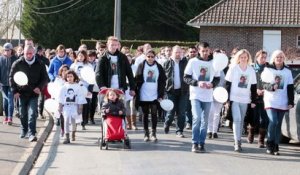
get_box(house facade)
[187,0,300,59]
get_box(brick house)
[187,0,300,59]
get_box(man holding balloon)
[183,42,221,153]
[9,45,49,142]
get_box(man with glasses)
[9,45,48,142]
[0,43,18,125]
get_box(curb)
[11,115,54,175]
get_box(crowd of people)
[0,36,294,156]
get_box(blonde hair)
[269,50,286,65]
[231,49,252,65]
[103,89,123,102]
[107,36,119,43]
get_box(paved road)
[0,116,46,175]
[31,117,300,175]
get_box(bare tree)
[0,0,20,40]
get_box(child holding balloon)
[58,70,87,144]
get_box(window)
[298,36,300,48]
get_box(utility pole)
[114,0,121,40]
[18,0,22,45]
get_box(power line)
[71,0,95,11]
[31,0,75,10]
[31,0,82,15]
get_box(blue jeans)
[2,86,14,118]
[19,96,38,136]
[185,99,193,126]
[266,109,286,144]
[191,100,211,145]
[164,91,188,133]
[231,102,248,142]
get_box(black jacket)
[0,55,18,86]
[135,60,166,108]
[95,50,135,91]
[163,57,189,94]
[9,56,49,98]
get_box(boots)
[266,140,274,155]
[126,116,132,130]
[150,129,157,142]
[144,130,150,142]
[247,127,255,144]
[63,133,70,144]
[258,128,266,148]
[131,115,138,130]
[71,131,76,141]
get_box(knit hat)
[3,43,13,50]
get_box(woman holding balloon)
[225,49,257,152]
[261,50,294,155]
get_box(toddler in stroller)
[99,88,131,150]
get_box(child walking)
[58,70,87,144]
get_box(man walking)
[184,42,220,153]
[163,45,189,138]
[9,45,48,142]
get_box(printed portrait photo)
[66,88,76,102]
[146,70,156,83]
[238,75,248,88]
[275,75,284,89]
[198,66,210,81]
[111,62,118,75]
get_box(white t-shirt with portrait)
[184,58,220,102]
[58,83,87,122]
[109,55,119,89]
[140,63,159,101]
[225,64,257,103]
[263,67,293,110]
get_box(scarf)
[25,56,36,65]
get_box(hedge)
[80,39,198,50]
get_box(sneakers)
[191,144,199,153]
[29,135,37,142]
[150,130,157,142]
[7,118,12,125]
[213,133,218,139]
[176,132,184,138]
[199,144,206,153]
[164,126,169,134]
[20,131,27,139]
[274,144,280,156]
[185,123,191,130]
[207,132,212,139]
[3,117,8,124]
[82,125,86,130]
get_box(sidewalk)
[0,114,53,175]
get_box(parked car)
[281,61,300,143]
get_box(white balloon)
[261,68,274,83]
[160,99,174,111]
[80,66,96,84]
[44,99,59,113]
[13,71,28,86]
[213,87,228,103]
[212,53,229,71]
[47,82,61,99]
